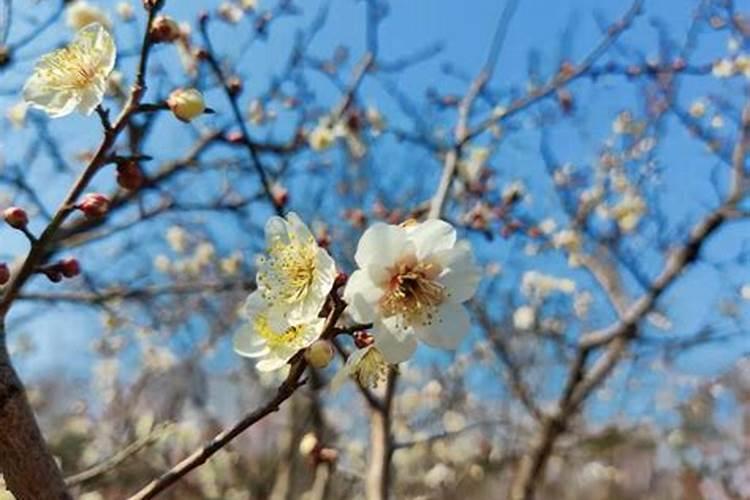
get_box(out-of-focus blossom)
[66,1,112,31]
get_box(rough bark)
[0,326,71,500]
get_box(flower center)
[379,256,444,325]
[38,44,102,91]
[253,314,306,349]
[258,239,317,305]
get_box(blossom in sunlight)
[343,219,481,364]
[712,58,735,78]
[66,1,112,31]
[689,100,706,118]
[233,293,325,371]
[167,88,206,122]
[256,212,336,328]
[308,123,336,151]
[116,2,135,22]
[513,305,535,330]
[23,23,116,118]
[6,101,29,129]
[611,191,645,233]
[332,345,389,389]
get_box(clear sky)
[1,0,749,426]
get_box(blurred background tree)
[0,0,749,499]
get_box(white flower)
[689,100,706,118]
[424,463,456,489]
[6,101,29,129]
[234,292,325,371]
[331,345,389,389]
[308,123,336,151]
[23,23,116,118]
[116,2,135,22]
[256,212,336,328]
[713,58,735,78]
[513,305,535,330]
[66,1,112,31]
[343,219,480,363]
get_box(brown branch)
[127,290,349,499]
[365,368,396,500]
[65,423,171,487]
[0,7,163,499]
[508,99,750,500]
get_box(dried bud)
[271,184,289,207]
[167,88,206,122]
[59,258,81,278]
[78,193,110,218]
[3,206,28,229]
[317,447,338,464]
[142,0,164,11]
[117,161,144,191]
[353,331,374,349]
[334,272,348,289]
[305,340,334,369]
[226,76,243,96]
[0,45,11,68]
[225,131,245,144]
[150,15,181,43]
[0,263,10,285]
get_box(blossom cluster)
[233,213,480,388]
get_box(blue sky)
[1,0,749,426]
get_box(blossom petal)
[354,223,409,276]
[413,302,470,350]
[343,270,382,323]
[406,219,456,259]
[287,211,315,243]
[232,328,269,358]
[256,357,289,372]
[375,324,417,363]
[436,241,481,303]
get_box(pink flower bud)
[78,193,110,218]
[226,131,245,144]
[150,15,181,43]
[117,161,144,191]
[59,258,81,279]
[3,206,28,229]
[0,263,10,285]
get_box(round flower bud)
[298,432,318,456]
[0,263,10,285]
[317,447,339,464]
[59,258,81,279]
[150,15,181,43]
[116,161,144,190]
[167,88,206,122]
[226,76,243,96]
[3,206,28,229]
[305,340,334,369]
[78,193,110,218]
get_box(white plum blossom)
[23,23,115,118]
[256,212,336,329]
[343,219,480,363]
[234,293,325,371]
[513,305,535,330]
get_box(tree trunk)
[0,326,70,500]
